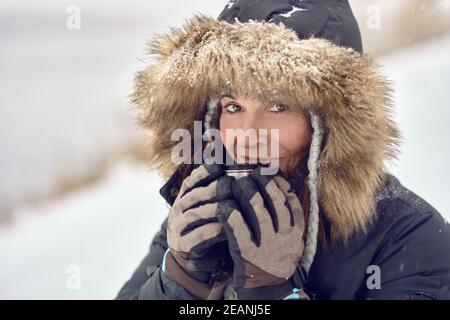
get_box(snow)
[225,1,235,10]
[279,6,307,18]
[0,161,168,299]
[379,33,450,221]
[0,0,226,215]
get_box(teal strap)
[161,248,170,274]
[283,288,302,300]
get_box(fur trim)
[132,15,402,243]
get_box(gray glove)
[164,163,234,299]
[218,166,307,299]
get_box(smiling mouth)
[232,145,283,164]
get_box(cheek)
[219,115,239,149]
[277,115,311,155]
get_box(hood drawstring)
[299,110,323,274]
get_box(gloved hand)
[164,163,234,299]
[218,166,307,300]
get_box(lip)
[236,155,283,164]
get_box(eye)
[268,104,287,112]
[224,104,242,113]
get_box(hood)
[218,0,363,53]
[132,15,401,248]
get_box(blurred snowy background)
[0,0,449,299]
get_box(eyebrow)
[220,94,236,100]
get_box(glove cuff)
[236,280,310,300]
[236,280,294,300]
[164,249,213,299]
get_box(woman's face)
[219,91,312,175]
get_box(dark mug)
[223,163,261,179]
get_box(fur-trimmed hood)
[132,15,401,244]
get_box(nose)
[240,112,261,131]
[235,113,271,150]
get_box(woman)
[117,0,450,300]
